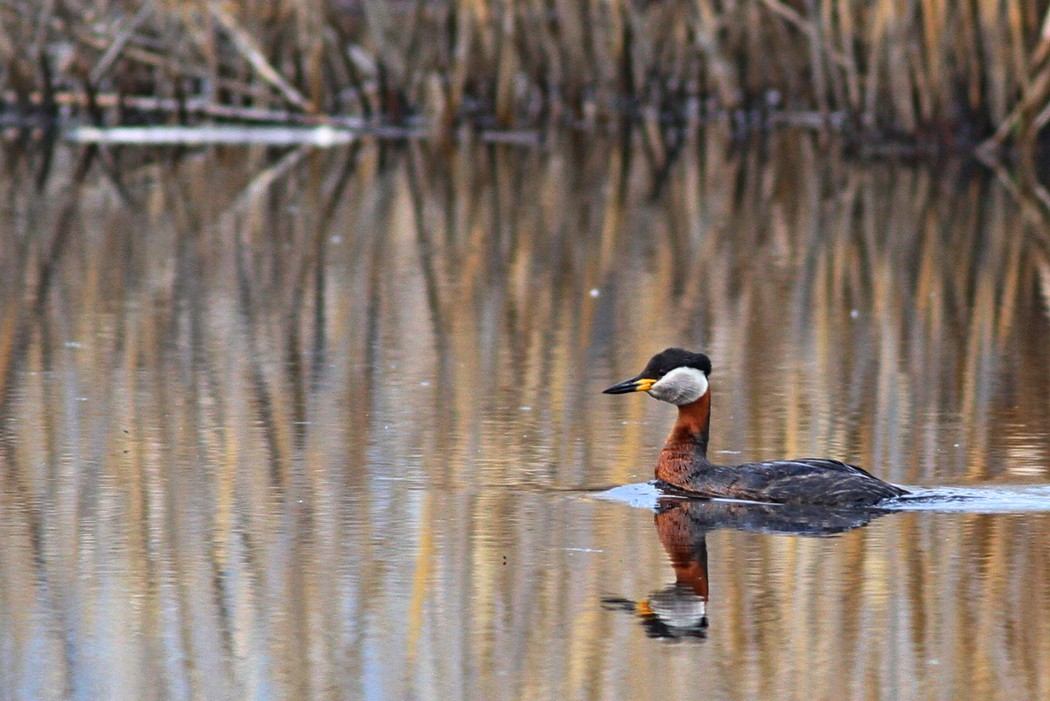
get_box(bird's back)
[665,458,908,507]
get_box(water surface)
[1,132,1050,700]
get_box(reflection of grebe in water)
[603,349,908,507]
[602,500,711,641]
[602,499,884,641]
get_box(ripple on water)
[889,485,1050,512]
[595,482,1050,514]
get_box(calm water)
[2,131,1050,700]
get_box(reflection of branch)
[311,146,361,392]
[0,145,96,695]
[976,153,1050,230]
[404,144,450,362]
[221,148,312,488]
[286,147,361,447]
[0,146,96,415]
[404,145,458,470]
[234,228,284,489]
[1033,244,1050,327]
[223,146,310,224]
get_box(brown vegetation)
[2,0,1050,152]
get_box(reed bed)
[2,1,1050,151]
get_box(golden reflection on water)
[1,131,1050,699]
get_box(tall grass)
[2,0,1050,150]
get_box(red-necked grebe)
[603,348,908,507]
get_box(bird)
[603,348,908,507]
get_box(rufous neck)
[665,392,710,460]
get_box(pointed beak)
[602,376,656,394]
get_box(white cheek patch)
[649,367,709,405]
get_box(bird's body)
[604,348,907,507]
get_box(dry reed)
[2,0,1050,152]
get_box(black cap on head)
[639,348,712,379]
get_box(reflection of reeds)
[1,132,1050,696]
[3,1,1050,147]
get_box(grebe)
[603,348,908,507]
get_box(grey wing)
[727,459,905,506]
[784,458,884,479]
